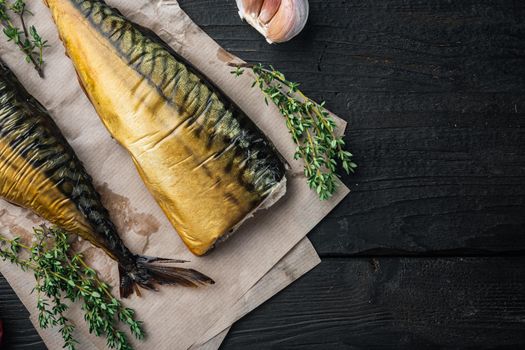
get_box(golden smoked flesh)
[0,60,213,297]
[45,0,287,255]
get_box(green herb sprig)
[231,63,356,200]
[0,226,144,350]
[0,0,48,77]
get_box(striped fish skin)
[0,60,127,260]
[46,0,287,255]
[0,60,213,297]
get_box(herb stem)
[0,227,144,350]
[0,0,47,77]
[17,2,27,36]
[0,235,31,250]
[74,254,114,300]
[231,62,357,200]
[0,237,91,295]
[18,7,44,78]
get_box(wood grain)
[0,275,44,349]
[222,258,525,349]
[1,0,525,349]
[181,0,525,255]
[4,258,525,349]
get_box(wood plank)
[2,1,525,349]
[0,274,44,349]
[222,257,525,349]
[179,0,525,255]
[3,257,525,349]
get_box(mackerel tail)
[0,60,214,297]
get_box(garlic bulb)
[236,0,309,44]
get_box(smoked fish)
[0,59,213,297]
[45,0,287,256]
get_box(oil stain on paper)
[96,182,161,238]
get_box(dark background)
[1,0,525,348]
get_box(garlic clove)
[266,0,309,43]
[236,0,263,18]
[259,0,282,24]
[237,0,309,44]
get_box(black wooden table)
[1,0,525,349]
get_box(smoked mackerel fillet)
[45,0,287,255]
[0,59,213,297]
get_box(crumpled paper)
[0,0,349,349]
[13,238,320,350]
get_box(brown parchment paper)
[0,0,349,349]
[9,238,320,350]
[2,239,320,350]
[190,238,321,349]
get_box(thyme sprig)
[231,63,356,200]
[0,0,48,77]
[0,226,144,350]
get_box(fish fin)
[118,255,214,298]
[118,264,135,298]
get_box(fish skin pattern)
[0,60,213,297]
[46,0,287,255]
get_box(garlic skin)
[236,0,309,44]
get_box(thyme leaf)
[0,226,145,350]
[0,0,48,77]
[231,63,357,200]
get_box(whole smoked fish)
[0,60,213,297]
[45,0,287,256]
